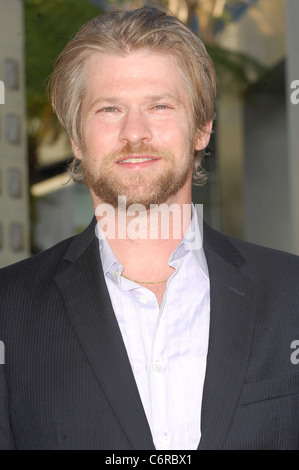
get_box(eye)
[100,107,118,113]
[153,104,169,110]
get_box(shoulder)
[0,235,76,289]
[225,236,299,308]
[229,234,299,276]
[0,218,97,287]
[204,222,299,287]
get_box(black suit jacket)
[0,219,299,450]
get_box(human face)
[72,51,210,209]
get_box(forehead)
[83,51,190,102]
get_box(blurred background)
[0,0,298,267]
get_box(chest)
[145,283,167,306]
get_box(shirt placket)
[150,304,171,450]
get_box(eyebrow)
[87,97,121,111]
[144,93,181,104]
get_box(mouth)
[116,155,159,163]
[115,155,160,169]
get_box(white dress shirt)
[97,206,210,450]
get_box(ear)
[71,139,83,160]
[194,121,213,151]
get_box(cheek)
[153,120,190,146]
[83,122,117,155]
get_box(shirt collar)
[169,203,208,279]
[96,203,208,283]
[96,223,123,285]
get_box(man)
[1,6,299,450]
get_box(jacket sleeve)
[0,365,16,449]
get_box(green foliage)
[205,42,266,93]
[24,0,102,120]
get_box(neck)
[93,191,192,248]
[92,188,193,287]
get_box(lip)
[115,155,160,169]
[115,155,159,163]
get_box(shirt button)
[140,295,149,304]
[154,360,163,372]
[115,269,120,277]
[162,433,170,445]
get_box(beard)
[82,141,194,209]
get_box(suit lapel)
[55,220,154,450]
[198,226,259,449]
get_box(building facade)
[0,0,30,267]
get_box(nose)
[118,109,153,145]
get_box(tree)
[24,0,102,181]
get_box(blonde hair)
[48,6,216,185]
